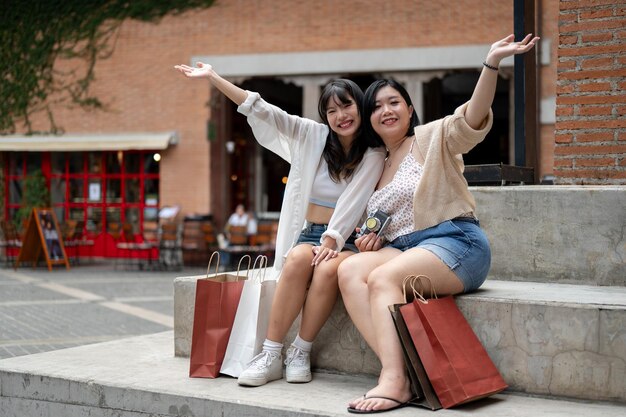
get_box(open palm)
[489,34,539,61]
[174,62,213,78]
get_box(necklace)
[385,136,408,168]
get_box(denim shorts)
[387,217,491,292]
[296,222,358,253]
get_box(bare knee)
[338,255,362,291]
[366,266,398,296]
[311,260,339,288]
[286,244,314,265]
[281,244,314,284]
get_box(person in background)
[338,34,539,413]
[43,220,62,260]
[246,210,258,245]
[175,62,385,387]
[224,203,250,247]
[226,204,249,230]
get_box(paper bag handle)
[402,274,434,304]
[206,252,251,280]
[206,251,220,278]
[417,275,438,300]
[251,255,268,282]
[235,254,252,280]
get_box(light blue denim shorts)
[387,217,491,292]
[296,222,358,253]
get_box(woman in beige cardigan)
[339,34,539,414]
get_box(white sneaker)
[237,351,283,387]
[285,346,312,383]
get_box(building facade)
[3,0,622,256]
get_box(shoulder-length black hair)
[318,79,383,182]
[363,79,420,142]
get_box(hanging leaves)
[0,0,215,135]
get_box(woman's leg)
[337,248,401,355]
[349,247,464,412]
[298,250,353,341]
[238,244,316,386]
[282,251,355,383]
[266,244,315,342]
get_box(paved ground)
[0,261,206,359]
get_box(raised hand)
[173,62,213,79]
[487,33,540,64]
[465,33,540,128]
[173,61,247,104]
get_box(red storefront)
[1,132,177,258]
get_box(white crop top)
[309,158,348,209]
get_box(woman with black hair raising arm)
[338,34,539,413]
[175,62,385,386]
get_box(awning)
[0,131,179,152]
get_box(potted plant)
[15,169,50,231]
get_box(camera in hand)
[358,210,391,238]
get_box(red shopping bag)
[189,252,250,378]
[399,276,507,408]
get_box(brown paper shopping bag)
[189,252,251,378]
[399,275,507,408]
[389,302,442,410]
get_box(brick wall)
[21,0,525,215]
[16,0,564,216]
[555,0,626,184]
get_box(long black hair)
[363,79,420,143]
[318,79,383,182]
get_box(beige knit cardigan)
[410,102,493,231]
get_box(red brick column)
[555,0,626,184]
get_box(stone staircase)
[174,185,626,403]
[1,186,625,416]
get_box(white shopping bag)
[220,255,277,377]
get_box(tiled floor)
[0,262,205,359]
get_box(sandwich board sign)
[15,208,70,271]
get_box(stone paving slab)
[1,332,624,417]
[62,279,175,299]
[0,336,119,358]
[0,263,201,361]
[460,279,626,308]
[0,302,169,340]
[0,282,74,303]
[124,299,174,316]
[0,302,170,358]
[0,263,207,283]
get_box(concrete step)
[1,332,624,417]
[173,277,626,403]
[472,186,626,286]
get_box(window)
[3,151,160,240]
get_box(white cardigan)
[237,91,385,277]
